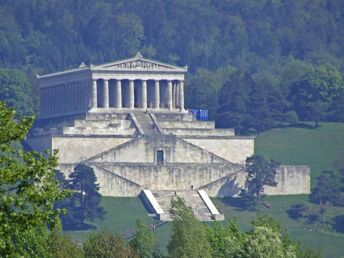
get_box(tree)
[246,215,297,258]
[0,69,35,117]
[287,204,309,220]
[206,220,245,258]
[83,230,137,258]
[11,226,51,258]
[167,197,211,258]
[130,219,156,258]
[205,215,316,258]
[10,226,83,258]
[49,230,84,258]
[244,226,296,258]
[328,90,344,122]
[289,65,344,127]
[186,67,235,120]
[216,71,250,134]
[0,102,67,256]
[310,170,342,224]
[241,155,279,205]
[216,71,293,134]
[61,164,105,229]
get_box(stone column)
[179,80,184,110]
[52,87,55,114]
[62,84,65,112]
[103,79,109,108]
[52,87,55,113]
[154,80,160,109]
[46,88,50,114]
[129,80,134,109]
[141,80,147,109]
[115,80,122,108]
[91,79,97,108]
[167,80,173,110]
[175,82,180,109]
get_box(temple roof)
[37,52,187,79]
[92,52,187,72]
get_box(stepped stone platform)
[140,189,224,221]
[27,53,310,223]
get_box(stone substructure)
[27,53,311,221]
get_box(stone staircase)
[60,113,137,136]
[142,190,224,221]
[133,112,161,136]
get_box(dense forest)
[1,0,344,133]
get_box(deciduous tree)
[241,155,279,206]
[289,65,344,127]
[167,197,211,258]
[83,230,137,258]
[0,102,67,256]
[130,219,156,258]
[310,170,341,224]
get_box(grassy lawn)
[255,122,344,183]
[66,122,344,257]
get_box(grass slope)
[255,122,344,183]
[67,122,344,257]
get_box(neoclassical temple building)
[27,53,310,221]
[38,52,186,118]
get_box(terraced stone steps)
[133,112,161,135]
[149,190,224,221]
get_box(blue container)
[190,109,200,120]
[199,109,208,121]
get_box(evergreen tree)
[61,164,105,229]
[216,71,250,134]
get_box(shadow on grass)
[289,122,319,129]
[62,223,97,231]
[219,197,257,211]
[332,215,344,233]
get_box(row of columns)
[41,80,89,116]
[91,79,184,110]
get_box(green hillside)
[67,122,344,257]
[255,122,344,182]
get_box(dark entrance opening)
[157,150,164,165]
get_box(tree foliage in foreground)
[0,101,68,257]
[130,219,157,258]
[206,214,320,258]
[83,230,137,258]
[168,196,211,258]
[11,227,84,258]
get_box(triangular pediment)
[93,52,187,72]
